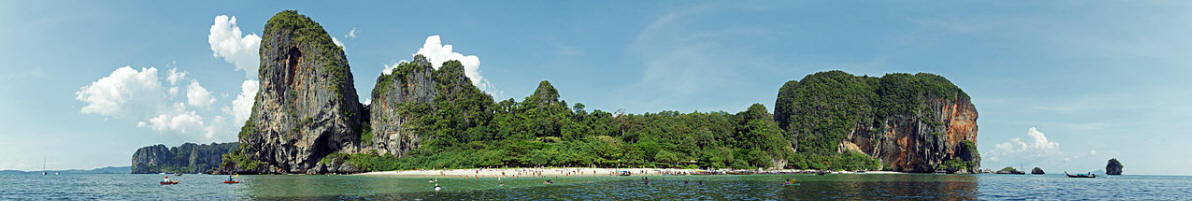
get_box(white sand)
[356,168,903,177]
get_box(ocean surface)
[2,173,1189,200]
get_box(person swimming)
[783,178,796,185]
[434,183,442,191]
[544,179,553,184]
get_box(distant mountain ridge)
[0,166,130,174]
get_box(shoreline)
[355,168,905,177]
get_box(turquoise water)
[2,173,1189,200]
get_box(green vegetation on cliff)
[226,11,976,174]
[132,143,238,174]
[338,64,890,172]
[774,71,969,156]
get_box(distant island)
[0,166,130,174]
[128,10,980,175]
[131,142,237,174]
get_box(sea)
[1,173,1188,200]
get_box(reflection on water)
[240,174,979,200]
[7,173,1188,200]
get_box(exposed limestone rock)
[131,143,238,174]
[364,55,438,157]
[1032,167,1045,174]
[1106,158,1123,175]
[774,71,980,173]
[237,10,365,174]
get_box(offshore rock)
[1031,167,1045,174]
[1106,158,1123,175]
[237,10,365,174]
[131,143,238,174]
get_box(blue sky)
[2,1,1190,175]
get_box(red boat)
[160,181,180,185]
[223,181,240,184]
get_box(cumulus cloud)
[413,35,499,96]
[987,127,1063,163]
[147,103,207,136]
[77,66,231,141]
[209,14,261,130]
[75,66,165,118]
[166,68,186,85]
[230,80,259,125]
[186,81,215,107]
[381,60,407,75]
[208,15,261,79]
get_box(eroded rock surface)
[237,10,365,174]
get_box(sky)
[1,1,1190,175]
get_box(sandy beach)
[355,168,904,178]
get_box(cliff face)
[361,55,493,157]
[237,10,365,174]
[131,143,238,174]
[364,56,438,157]
[774,71,980,173]
[850,96,979,173]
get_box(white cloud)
[75,66,165,119]
[230,80,259,125]
[147,103,206,136]
[992,127,1061,155]
[208,15,261,79]
[332,37,345,51]
[209,14,262,132]
[381,60,407,75]
[345,27,357,39]
[987,127,1065,167]
[414,35,499,96]
[1026,127,1060,152]
[186,81,215,107]
[77,66,235,142]
[1090,150,1098,155]
[166,68,186,85]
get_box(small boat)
[160,181,180,185]
[174,173,183,176]
[223,181,240,184]
[1065,171,1096,178]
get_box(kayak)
[224,181,240,184]
[160,181,180,185]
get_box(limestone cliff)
[131,143,238,174]
[234,10,365,174]
[362,55,438,157]
[774,71,980,173]
[361,55,494,157]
